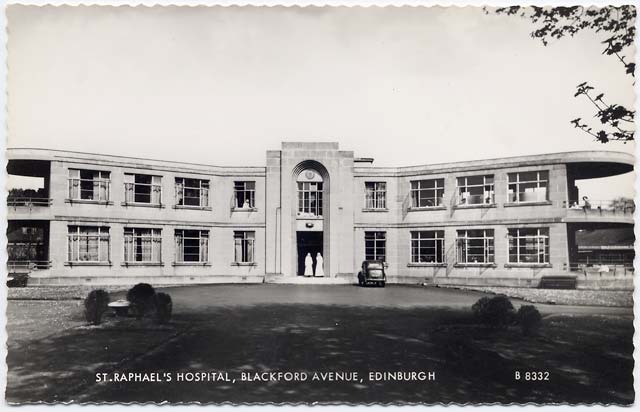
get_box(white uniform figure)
[304,253,313,277]
[315,252,324,277]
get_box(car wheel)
[380,282,386,288]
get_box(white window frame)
[456,229,495,264]
[410,179,444,208]
[410,230,445,263]
[234,181,256,209]
[68,169,111,202]
[124,174,162,205]
[365,231,386,261]
[124,228,162,263]
[234,231,256,264]
[67,225,110,263]
[297,182,323,217]
[175,178,210,208]
[174,229,209,263]
[508,228,550,264]
[456,175,495,205]
[364,182,387,209]
[508,171,549,203]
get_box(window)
[508,228,549,264]
[365,182,387,209]
[234,231,255,263]
[175,178,209,208]
[411,179,444,208]
[234,181,256,209]
[298,182,323,216]
[365,231,386,261]
[411,231,445,263]
[124,228,162,263]
[67,226,110,262]
[68,169,110,202]
[508,171,548,203]
[456,229,494,264]
[457,175,494,205]
[175,229,209,263]
[124,174,162,205]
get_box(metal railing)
[7,260,52,272]
[565,262,634,275]
[7,197,52,207]
[565,199,635,215]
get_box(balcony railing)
[7,260,52,272]
[565,199,635,215]
[7,197,52,207]
[565,262,634,275]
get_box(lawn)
[5,285,634,404]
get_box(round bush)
[154,292,173,324]
[471,295,515,328]
[517,305,542,336]
[126,283,156,319]
[84,289,110,325]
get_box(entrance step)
[265,276,353,285]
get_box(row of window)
[68,169,257,209]
[67,226,255,264]
[365,228,550,265]
[365,170,549,209]
[67,168,549,215]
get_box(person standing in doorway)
[315,252,324,277]
[304,253,313,277]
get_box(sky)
[5,5,636,198]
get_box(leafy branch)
[489,6,636,142]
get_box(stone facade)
[7,144,634,289]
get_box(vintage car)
[357,260,386,287]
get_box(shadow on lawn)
[7,304,634,404]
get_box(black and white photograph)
[2,1,637,405]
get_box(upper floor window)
[175,178,209,208]
[456,229,494,264]
[297,169,323,217]
[67,225,110,263]
[68,169,110,202]
[457,175,494,205]
[411,179,444,208]
[124,174,162,205]
[124,228,162,263]
[365,231,386,261]
[234,181,256,209]
[175,229,209,263]
[508,228,549,264]
[411,230,445,263]
[234,231,255,264]
[365,182,387,209]
[508,171,548,203]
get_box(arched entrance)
[292,161,329,277]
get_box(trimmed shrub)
[127,283,156,319]
[471,295,515,328]
[84,289,110,325]
[154,292,173,324]
[517,305,542,336]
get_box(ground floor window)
[124,228,162,263]
[175,229,209,263]
[456,229,494,263]
[508,228,549,264]
[67,226,110,262]
[365,231,386,261]
[234,231,255,263]
[411,230,445,263]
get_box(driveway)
[6,284,634,404]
